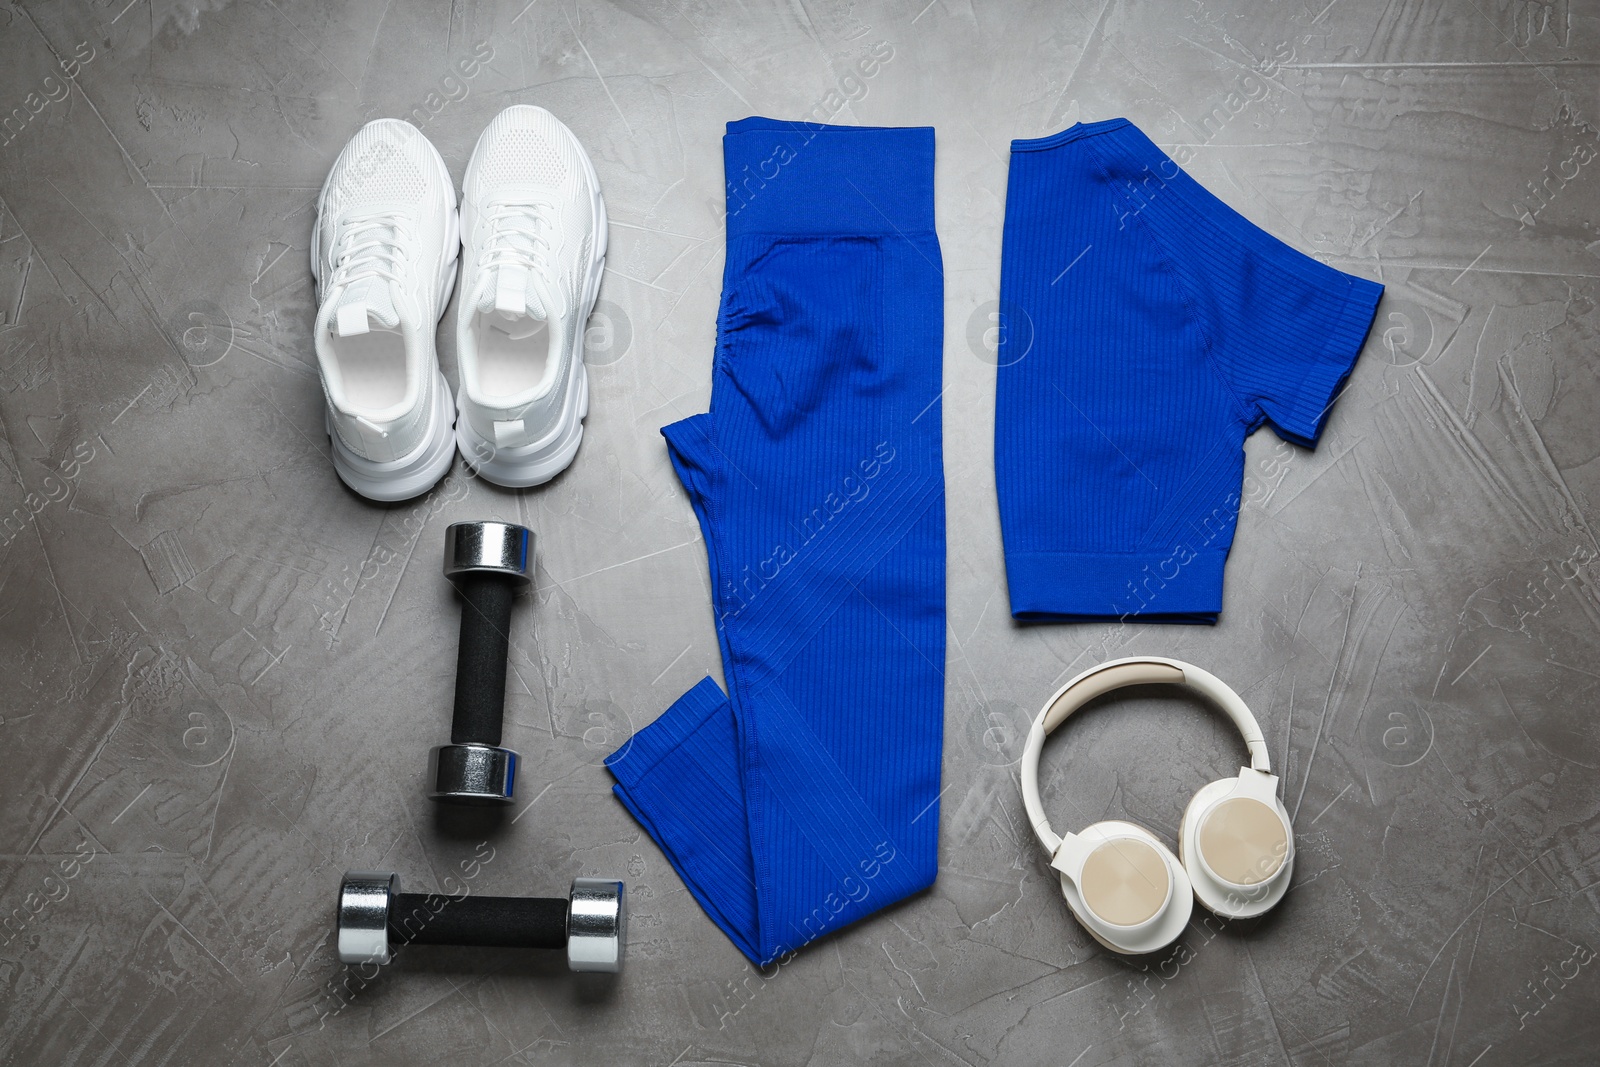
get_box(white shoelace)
[480,200,555,293]
[329,211,411,298]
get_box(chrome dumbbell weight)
[336,871,625,972]
[428,520,531,804]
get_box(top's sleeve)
[1207,225,1383,445]
[1139,158,1385,447]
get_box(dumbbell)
[429,520,531,805]
[337,871,625,972]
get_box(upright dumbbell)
[337,871,625,972]
[429,520,530,804]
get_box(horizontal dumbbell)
[337,871,625,973]
[429,520,531,804]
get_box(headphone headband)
[1021,657,1270,855]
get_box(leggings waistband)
[723,117,936,238]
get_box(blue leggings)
[605,118,945,966]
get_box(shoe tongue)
[475,263,550,338]
[331,275,401,337]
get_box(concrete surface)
[2,0,1598,1064]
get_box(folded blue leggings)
[605,118,946,966]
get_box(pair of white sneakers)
[311,106,606,500]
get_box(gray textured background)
[2,0,1598,1064]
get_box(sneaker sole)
[312,120,461,502]
[456,112,607,489]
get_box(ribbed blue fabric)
[606,118,945,967]
[995,119,1383,622]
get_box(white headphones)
[1020,657,1294,955]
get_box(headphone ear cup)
[1056,821,1193,955]
[1180,778,1294,919]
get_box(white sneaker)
[312,119,459,502]
[455,106,607,487]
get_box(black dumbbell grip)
[451,572,517,746]
[389,893,567,949]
